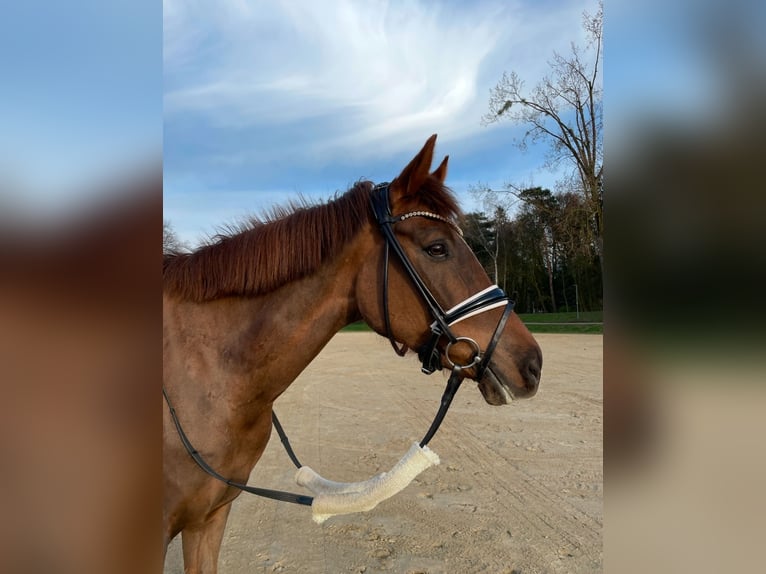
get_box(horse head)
[357,135,542,404]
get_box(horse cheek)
[354,252,386,335]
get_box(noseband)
[370,183,514,382]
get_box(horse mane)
[163,177,461,302]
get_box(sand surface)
[164,332,602,573]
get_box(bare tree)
[163,219,188,254]
[462,206,511,289]
[483,1,603,271]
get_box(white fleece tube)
[295,442,440,524]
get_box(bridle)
[370,182,514,447]
[370,182,514,383]
[163,181,516,507]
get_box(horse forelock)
[163,181,374,302]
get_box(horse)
[163,134,542,573]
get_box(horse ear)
[431,155,449,183]
[393,134,437,197]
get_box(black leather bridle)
[370,182,514,382]
[163,182,516,507]
[370,182,515,447]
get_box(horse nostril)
[524,347,542,388]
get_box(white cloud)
[164,0,600,241]
[164,0,591,162]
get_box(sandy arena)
[164,332,602,573]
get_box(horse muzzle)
[478,347,541,406]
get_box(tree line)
[462,186,602,314]
[470,1,602,313]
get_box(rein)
[163,388,313,506]
[163,182,514,507]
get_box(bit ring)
[445,337,482,370]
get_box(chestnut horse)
[163,135,542,573]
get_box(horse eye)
[425,243,448,258]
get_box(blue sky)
[164,0,597,246]
[3,1,758,248]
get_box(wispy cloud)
[165,0,587,157]
[164,0,596,244]
[167,3,488,119]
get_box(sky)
[2,1,759,249]
[163,0,597,246]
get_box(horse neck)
[249,247,363,381]
[164,233,370,418]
